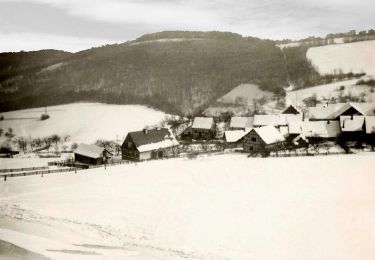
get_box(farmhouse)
[243,125,285,154]
[122,128,179,161]
[191,117,216,139]
[224,130,250,148]
[339,115,365,140]
[74,144,111,165]
[229,117,254,130]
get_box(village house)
[223,130,250,149]
[243,125,285,154]
[365,116,375,146]
[229,117,254,131]
[122,128,179,161]
[190,117,216,140]
[74,144,112,165]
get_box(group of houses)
[73,102,375,164]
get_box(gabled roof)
[308,103,348,120]
[229,117,254,129]
[126,128,179,152]
[252,125,285,145]
[74,144,106,159]
[224,130,250,143]
[282,104,301,114]
[253,114,302,127]
[365,116,375,134]
[308,102,375,120]
[340,116,365,132]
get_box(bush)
[40,114,50,120]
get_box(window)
[128,142,132,148]
[251,137,256,142]
[250,146,253,150]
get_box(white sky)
[0,0,374,52]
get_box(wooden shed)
[74,144,111,165]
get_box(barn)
[243,125,285,154]
[191,117,216,140]
[122,128,179,161]
[74,144,111,165]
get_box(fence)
[0,166,48,173]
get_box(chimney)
[327,120,330,124]
[143,128,148,134]
[351,114,353,120]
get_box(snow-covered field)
[218,84,272,104]
[0,103,169,143]
[1,153,375,260]
[307,40,375,75]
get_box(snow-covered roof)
[74,144,105,159]
[253,114,302,127]
[288,121,341,138]
[126,128,179,152]
[365,116,375,134]
[302,121,341,138]
[308,102,375,120]
[340,116,365,132]
[253,125,285,145]
[224,130,250,143]
[192,117,214,130]
[229,117,254,129]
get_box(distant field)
[307,40,375,75]
[0,103,169,143]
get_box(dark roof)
[127,128,172,147]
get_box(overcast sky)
[0,0,374,52]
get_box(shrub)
[40,114,50,120]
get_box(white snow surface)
[307,40,375,75]
[2,153,374,259]
[0,103,169,143]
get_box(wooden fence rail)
[0,166,48,173]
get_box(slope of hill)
[307,40,375,76]
[0,31,288,115]
[0,103,169,143]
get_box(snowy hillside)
[0,103,169,143]
[1,153,375,259]
[307,40,375,75]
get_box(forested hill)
[0,31,291,115]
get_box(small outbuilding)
[122,128,179,161]
[191,117,216,139]
[243,125,285,154]
[74,144,111,165]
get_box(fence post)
[4,175,6,181]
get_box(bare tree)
[4,128,15,141]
